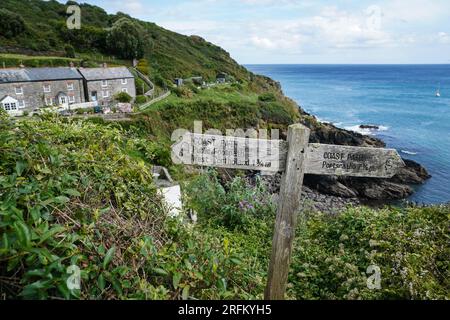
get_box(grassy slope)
[1,114,448,300]
[0,0,251,82]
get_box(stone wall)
[0,79,85,112]
[85,78,136,106]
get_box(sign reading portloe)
[171,124,405,300]
[304,143,404,178]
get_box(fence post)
[265,123,310,300]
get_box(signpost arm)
[265,124,310,300]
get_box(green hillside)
[0,0,251,82]
[0,112,448,299]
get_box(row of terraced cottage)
[0,64,136,116]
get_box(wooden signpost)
[171,124,405,300]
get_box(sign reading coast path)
[171,124,405,300]
[172,133,404,178]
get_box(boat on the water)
[436,83,441,97]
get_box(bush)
[136,59,149,75]
[135,95,147,105]
[291,205,450,300]
[0,116,166,299]
[258,93,276,102]
[185,170,276,231]
[64,44,76,58]
[114,91,133,103]
[171,87,193,98]
[0,9,26,38]
[106,18,147,59]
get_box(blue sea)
[245,64,450,204]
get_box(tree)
[64,44,76,58]
[106,18,146,60]
[0,9,26,38]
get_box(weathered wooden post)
[264,124,310,300]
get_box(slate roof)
[77,67,134,81]
[0,68,82,84]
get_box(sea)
[245,64,450,205]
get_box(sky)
[60,0,450,64]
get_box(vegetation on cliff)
[0,115,447,300]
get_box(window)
[101,80,108,87]
[67,83,74,91]
[15,86,23,95]
[45,97,53,106]
[121,88,128,93]
[3,103,17,111]
[121,79,127,85]
[60,96,66,104]
[102,90,109,98]
[18,100,25,108]
[43,84,51,93]
[69,95,75,103]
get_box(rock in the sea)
[391,159,431,184]
[359,125,379,130]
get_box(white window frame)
[67,83,74,91]
[15,86,23,95]
[69,95,75,103]
[3,102,17,111]
[101,80,108,87]
[59,96,67,105]
[121,78,127,85]
[121,88,128,93]
[18,100,25,108]
[43,84,51,93]
[45,97,53,106]
[102,90,109,98]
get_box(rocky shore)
[235,113,431,214]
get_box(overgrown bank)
[0,114,448,300]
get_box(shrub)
[64,44,76,58]
[291,205,450,300]
[114,91,133,103]
[106,18,147,59]
[171,87,193,98]
[135,95,147,105]
[136,59,149,75]
[258,93,276,102]
[0,9,26,38]
[185,170,276,231]
[0,116,166,299]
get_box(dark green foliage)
[185,171,276,231]
[114,91,133,103]
[259,102,294,125]
[0,115,166,299]
[136,58,149,75]
[258,93,277,102]
[0,0,270,87]
[64,44,76,58]
[106,18,146,59]
[0,9,26,38]
[291,206,450,299]
[184,171,450,300]
[135,95,147,104]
